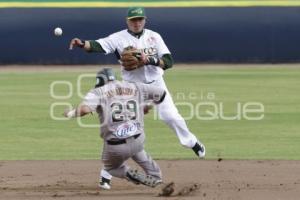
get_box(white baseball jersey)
[96,29,171,83]
[82,80,165,141]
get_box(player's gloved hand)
[120,46,161,71]
[120,46,145,71]
[69,38,85,50]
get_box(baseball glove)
[120,46,145,71]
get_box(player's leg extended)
[127,134,161,179]
[131,149,162,180]
[121,134,162,187]
[153,78,205,157]
[128,150,162,187]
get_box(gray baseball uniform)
[82,80,165,180]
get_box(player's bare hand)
[63,108,71,118]
[69,38,84,50]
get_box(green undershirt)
[161,54,173,70]
[88,40,105,53]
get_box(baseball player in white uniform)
[64,68,166,190]
[70,6,205,164]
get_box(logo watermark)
[49,73,265,127]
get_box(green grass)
[0,66,300,160]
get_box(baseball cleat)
[192,142,206,158]
[126,169,162,188]
[98,177,111,190]
[126,169,141,185]
[99,182,111,190]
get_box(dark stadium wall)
[1,7,300,64]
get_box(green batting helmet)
[95,67,115,88]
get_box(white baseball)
[54,27,63,36]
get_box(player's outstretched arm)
[69,38,91,51]
[69,38,106,53]
[63,104,92,118]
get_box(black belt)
[107,134,141,145]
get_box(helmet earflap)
[95,68,115,88]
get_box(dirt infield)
[0,160,300,200]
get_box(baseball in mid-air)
[54,27,63,36]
